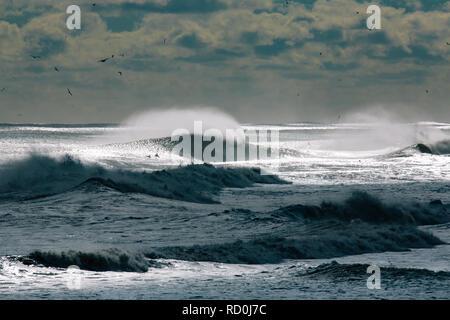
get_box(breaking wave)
[0,154,287,203]
[16,193,449,267]
[300,261,450,281]
[145,225,443,264]
[144,192,449,263]
[386,140,450,158]
[18,249,152,272]
[414,140,450,155]
[270,191,449,225]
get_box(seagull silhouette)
[67,88,73,96]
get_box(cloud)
[0,0,449,123]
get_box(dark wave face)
[19,249,151,272]
[144,225,444,264]
[0,154,287,203]
[270,191,449,225]
[415,140,450,155]
[299,261,450,282]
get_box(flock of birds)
[1,5,449,102]
[25,52,128,97]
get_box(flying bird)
[425,89,430,94]
[54,67,59,72]
[98,57,111,63]
[67,88,73,96]
[30,55,41,59]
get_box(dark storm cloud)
[288,0,318,10]
[120,0,227,13]
[0,4,54,27]
[240,31,259,44]
[311,29,343,42]
[102,14,143,32]
[254,39,291,57]
[364,31,390,44]
[24,33,66,58]
[96,0,227,32]
[177,33,207,49]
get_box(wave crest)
[21,249,150,272]
[146,225,443,264]
[301,261,450,280]
[0,154,287,203]
[271,191,449,225]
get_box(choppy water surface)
[0,122,449,299]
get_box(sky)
[0,0,449,124]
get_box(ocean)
[0,120,449,299]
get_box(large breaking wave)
[146,225,443,264]
[18,249,151,272]
[299,261,450,281]
[145,192,449,263]
[15,192,450,266]
[413,140,450,155]
[0,154,287,203]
